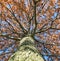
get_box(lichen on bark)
[8,37,44,61]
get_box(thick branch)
[0,33,21,40]
[35,27,60,34]
[34,37,60,46]
[32,1,37,36]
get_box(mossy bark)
[8,37,44,61]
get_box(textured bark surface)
[8,37,44,61]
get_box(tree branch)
[34,37,60,46]
[35,10,59,34]
[0,2,27,34]
[32,1,37,36]
[35,27,60,34]
[0,33,21,40]
[42,54,60,57]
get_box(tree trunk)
[8,37,44,61]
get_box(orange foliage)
[0,0,60,61]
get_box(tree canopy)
[0,0,60,61]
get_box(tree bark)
[8,37,44,61]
